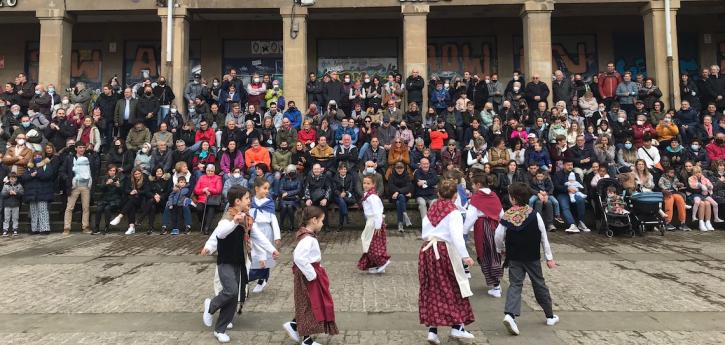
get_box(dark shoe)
[146,228,154,235]
[185,226,192,235]
[160,227,169,235]
[91,229,101,235]
[40,231,50,236]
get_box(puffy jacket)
[675,107,699,127]
[272,149,292,172]
[244,146,270,170]
[706,142,725,161]
[193,174,222,204]
[279,175,302,201]
[126,127,151,151]
[526,148,551,167]
[21,158,56,203]
[430,88,451,110]
[220,149,245,174]
[95,93,120,122]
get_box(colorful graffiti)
[223,40,283,85]
[124,41,160,87]
[70,42,103,90]
[317,58,398,81]
[427,37,496,79]
[614,32,702,80]
[514,35,598,81]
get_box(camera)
[66,88,73,93]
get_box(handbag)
[205,194,222,206]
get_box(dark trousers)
[196,203,218,233]
[394,194,408,224]
[504,260,554,318]
[120,198,144,224]
[94,202,118,231]
[209,263,241,333]
[279,202,298,230]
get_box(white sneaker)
[578,221,590,232]
[110,214,123,226]
[426,331,441,344]
[658,210,668,218]
[699,220,708,232]
[715,217,724,223]
[547,224,557,232]
[367,268,378,274]
[487,286,502,298]
[546,315,560,326]
[213,331,230,343]
[693,214,699,222]
[398,223,404,233]
[202,298,213,327]
[565,224,580,233]
[283,322,300,342]
[706,221,715,231]
[227,323,233,329]
[685,204,692,210]
[503,314,520,335]
[252,281,267,293]
[403,212,413,227]
[450,327,475,340]
[465,271,472,279]
[124,226,135,235]
[376,260,391,273]
[300,338,322,345]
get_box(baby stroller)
[594,178,635,238]
[629,191,666,236]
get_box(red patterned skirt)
[418,241,475,327]
[293,263,339,336]
[357,224,391,271]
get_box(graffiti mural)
[223,40,283,85]
[514,35,599,81]
[427,37,497,79]
[25,41,104,88]
[317,58,398,80]
[124,41,161,87]
[613,32,646,77]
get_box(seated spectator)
[302,163,332,226]
[134,143,152,175]
[658,166,689,231]
[193,164,222,235]
[414,158,439,218]
[276,117,297,148]
[487,137,509,174]
[706,133,725,162]
[684,138,709,169]
[528,168,561,230]
[633,159,655,192]
[554,159,589,233]
[566,135,595,177]
[360,160,385,195]
[388,161,414,232]
[151,121,174,150]
[467,137,488,168]
[126,121,151,153]
[631,114,655,148]
[278,164,301,232]
[507,138,526,167]
[149,141,173,173]
[309,136,335,173]
[362,137,387,175]
[291,141,311,174]
[441,139,462,171]
[332,163,359,230]
[298,120,317,148]
[219,140,245,177]
[244,138,271,171]
[192,141,216,179]
[109,167,150,235]
[334,134,359,172]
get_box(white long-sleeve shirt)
[421,211,470,259]
[203,218,276,257]
[493,212,554,261]
[362,193,384,230]
[252,197,281,241]
[462,188,504,235]
[294,236,321,281]
[637,146,660,169]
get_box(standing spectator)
[3,134,33,176]
[184,73,205,106]
[283,101,302,130]
[597,62,622,109]
[22,150,55,235]
[405,69,425,109]
[152,76,174,125]
[680,73,700,112]
[45,108,77,151]
[524,74,550,110]
[1,172,23,237]
[637,78,662,111]
[265,79,283,109]
[552,70,574,108]
[414,158,439,218]
[29,84,52,116]
[306,73,324,107]
[14,73,34,113]
[246,74,267,110]
[616,72,638,120]
[68,82,92,111]
[219,85,241,115]
[62,143,93,235]
[114,88,139,138]
[96,85,120,146]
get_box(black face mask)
[717,139,724,145]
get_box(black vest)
[217,223,246,266]
[501,210,541,262]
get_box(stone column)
[642,0,680,108]
[36,8,74,88]
[281,5,308,110]
[521,1,554,106]
[402,4,429,112]
[159,6,190,108]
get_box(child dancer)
[283,206,339,345]
[201,186,279,343]
[357,175,391,274]
[249,178,282,293]
[419,180,476,344]
[494,182,558,336]
[463,172,504,298]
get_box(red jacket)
[298,128,317,145]
[598,71,621,99]
[429,130,448,151]
[706,142,725,161]
[631,123,655,148]
[195,128,216,147]
[193,174,222,204]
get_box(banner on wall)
[26,41,104,88]
[317,58,398,81]
[427,36,497,80]
[514,35,598,81]
[223,40,283,85]
[124,41,161,87]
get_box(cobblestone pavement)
[1,228,724,344]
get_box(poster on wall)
[124,41,161,87]
[317,58,398,81]
[25,41,104,88]
[222,40,283,85]
[514,35,599,81]
[427,36,497,80]
[70,42,103,90]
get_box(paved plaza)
[0,227,724,345]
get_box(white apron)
[422,236,473,298]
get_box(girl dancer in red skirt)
[357,175,391,273]
[419,180,476,344]
[283,206,339,345]
[463,172,504,298]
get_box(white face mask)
[513,87,520,92]
[170,108,177,114]
[344,78,350,83]
[444,83,450,89]
[16,139,25,145]
[232,173,240,178]
[365,167,375,175]
[364,78,370,83]
[141,147,149,154]
[213,82,219,87]
[692,145,700,150]
[62,99,69,105]
[618,117,625,123]
[253,78,260,83]
[637,120,644,126]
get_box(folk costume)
[357,187,391,272]
[463,188,505,290]
[248,196,281,291]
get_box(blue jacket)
[414,168,439,198]
[526,148,551,167]
[283,108,303,129]
[334,126,358,144]
[675,108,699,127]
[430,88,451,110]
[616,81,638,105]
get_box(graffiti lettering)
[317,58,398,80]
[514,35,597,80]
[130,47,158,79]
[428,39,495,79]
[70,49,102,89]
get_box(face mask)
[624,143,633,150]
[141,147,149,154]
[513,76,519,81]
[637,120,644,126]
[273,85,279,90]
[33,157,42,163]
[213,82,219,87]
[11,111,19,116]
[599,107,605,111]
[692,145,700,150]
[513,87,520,92]
[253,78,260,83]
[400,126,407,130]
[364,78,370,83]
[189,109,196,114]
[365,167,375,175]
[618,117,625,123]
[232,173,241,178]
[158,80,165,85]
[344,78,350,83]
[193,80,199,85]
[444,83,450,89]
[62,99,69,105]
[48,88,55,93]
[170,108,177,114]
[16,139,25,145]
[485,79,490,84]
[21,122,30,128]
[35,90,41,95]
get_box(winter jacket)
[334,144,359,171]
[597,71,621,99]
[552,79,574,106]
[413,168,439,198]
[150,131,174,149]
[95,93,120,122]
[637,86,662,109]
[29,92,52,115]
[45,117,78,150]
[655,123,679,142]
[430,88,451,110]
[149,148,173,172]
[69,88,93,111]
[525,148,552,168]
[76,125,102,152]
[306,80,324,106]
[153,84,175,106]
[222,174,248,199]
[388,169,413,199]
[706,142,725,162]
[193,174,222,204]
[331,173,359,202]
[303,172,331,202]
[616,81,638,105]
[323,80,345,105]
[279,175,302,201]
[675,107,699,127]
[524,81,550,107]
[363,147,387,171]
[126,127,151,151]
[106,148,135,175]
[136,93,160,120]
[2,145,33,176]
[21,158,56,203]
[566,145,596,170]
[1,181,24,208]
[167,186,190,207]
[114,98,140,125]
[272,149,292,172]
[405,75,425,103]
[631,123,655,148]
[148,174,173,205]
[244,146,270,170]
[283,108,303,129]
[219,149,245,174]
[96,174,123,206]
[276,127,298,147]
